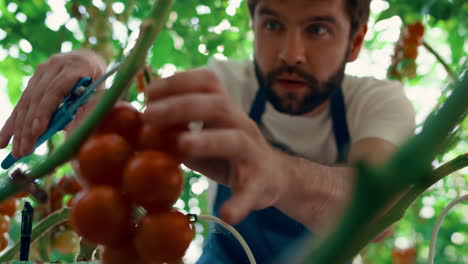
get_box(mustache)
[265,64,319,87]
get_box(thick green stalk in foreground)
[299,71,467,263]
[0,0,174,202]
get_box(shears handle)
[1,77,92,170]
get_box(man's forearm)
[274,152,355,234]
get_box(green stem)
[384,70,467,187]
[300,71,467,263]
[0,208,70,262]
[423,41,457,83]
[328,154,468,263]
[0,0,175,203]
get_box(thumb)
[219,185,257,226]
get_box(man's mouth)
[276,78,306,91]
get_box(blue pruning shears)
[1,61,122,170]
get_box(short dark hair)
[247,0,371,36]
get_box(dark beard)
[254,60,346,115]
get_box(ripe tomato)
[52,229,80,255]
[0,215,11,233]
[49,185,63,212]
[403,34,422,47]
[136,124,188,159]
[122,151,183,211]
[133,210,194,263]
[0,198,17,217]
[403,44,418,60]
[77,133,133,188]
[70,186,133,246]
[101,243,145,264]
[407,22,425,38]
[392,247,417,264]
[14,191,28,198]
[0,233,9,252]
[96,101,143,145]
[58,176,83,195]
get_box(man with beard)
[0,0,415,263]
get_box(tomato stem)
[423,41,457,83]
[0,0,175,202]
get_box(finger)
[0,111,17,148]
[219,183,258,225]
[11,65,48,157]
[143,93,240,129]
[146,69,224,102]
[20,68,80,156]
[12,89,33,158]
[18,66,64,156]
[178,129,255,161]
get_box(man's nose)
[279,30,306,66]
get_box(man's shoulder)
[205,58,255,82]
[342,74,406,104]
[343,74,403,92]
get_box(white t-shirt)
[204,59,416,204]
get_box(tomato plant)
[0,233,9,252]
[52,229,80,255]
[77,133,133,188]
[0,198,17,217]
[96,101,143,145]
[0,215,10,233]
[122,150,183,211]
[70,186,133,246]
[133,210,194,263]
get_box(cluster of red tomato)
[71,101,194,264]
[388,21,425,80]
[0,197,17,252]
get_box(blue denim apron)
[197,77,350,264]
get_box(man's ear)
[347,25,367,62]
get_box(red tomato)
[0,233,9,252]
[52,229,80,255]
[133,210,194,263]
[392,247,417,264]
[96,101,143,145]
[58,176,83,195]
[403,34,422,47]
[70,186,133,246]
[0,215,11,233]
[122,151,183,211]
[136,124,188,159]
[407,22,425,37]
[101,243,145,264]
[0,198,17,217]
[403,44,418,60]
[77,133,133,188]
[50,184,64,212]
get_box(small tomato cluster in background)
[388,21,425,80]
[72,101,194,264]
[0,196,20,252]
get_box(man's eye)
[307,25,327,35]
[265,20,281,31]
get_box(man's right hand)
[0,50,107,159]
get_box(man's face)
[252,0,354,115]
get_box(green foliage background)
[0,0,466,263]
